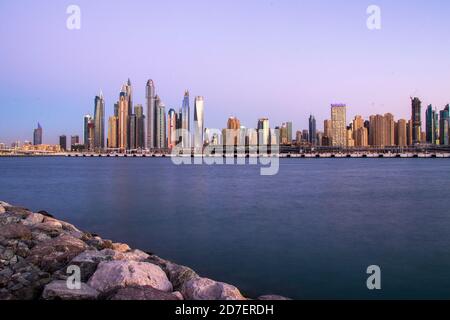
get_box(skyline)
[2,0,450,144]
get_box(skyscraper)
[33,123,43,145]
[181,90,190,148]
[331,104,346,147]
[155,97,166,149]
[411,97,422,144]
[439,105,449,145]
[369,115,385,147]
[59,135,67,151]
[107,116,119,149]
[94,92,105,151]
[134,104,145,150]
[257,118,270,146]
[146,80,156,150]
[226,116,241,146]
[425,105,438,144]
[118,90,129,152]
[309,115,316,145]
[168,109,177,149]
[129,114,136,150]
[384,113,395,146]
[397,119,407,147]
[286,122,293,144]
[84,115,93,148]
[194,96,205,150]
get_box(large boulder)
[22,213,45,226]
[0,223,32,240]
[181,277,246,300]
[112,243,131,253]
[27,234,88,272]
[42,280,99,300]
[88,260,173,293]
[70,249,122,282]
[4,207,31,219]
[105,285,182,300]
[148,255,198,292]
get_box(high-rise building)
[168,109,177,149]
[384,113,395,146]
[107,116,119,149]
[331,104,346,147]
[425,105,438,145]
[33,123,43,145]
[226,116,241,146]
[194,96,205,150]
[355,127,368,147]
[118,90,129,151]
[94,92,105,151]
[70,135,79,150]
[407,120,413,146]
[309,116,317,145]
[84,115,92,148]
[114,102,119,117]
[397,119,407,147]
[439,105,449,145]
[59,135,67,151]
[411,97,422,144]
[155,98,166,149]
[369,115,385,147]
[257,118,270,146]
[181,90,190,148]
[134,104,145,150]
[302,130,309,143]
[323,119,332,146]
[129,114,136,150]
[88,120,95,151]
[146,80,156,150]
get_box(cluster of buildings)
[3,79,450,154]
[296,98,450,149]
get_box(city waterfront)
[1,157,450,299]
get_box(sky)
[1,0,450,144]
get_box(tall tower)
[83,115,92,148]
[146,80,156,150]
[411,97,422,144]
[155,97,166,149]
[94,91,105,151]
[194,96,204,150]
[118,90,129,152]
[257,118,270,146]
[181,90,190,148]
[425,105,436,144]
[168,108,177,149]
[331,104,347,147]
[440,105,450,145]
[33,123,43,145]
[309,115,317,145]
[134,104,145,150]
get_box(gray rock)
[70,249,121,282]
[88,260,173,293]
[181,277,246,300]
[4,207,31,219]
[148,255,199,291]
[42,280,99,300]
[0,223,32,240]
[105,285,181,300]
[27,234,88,272]
[22,213,45,226]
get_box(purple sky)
[1,0,450,144]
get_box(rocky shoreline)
[0,201,289,300]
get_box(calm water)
[1,157,450,299]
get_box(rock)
[22,213,45,226]
[88,260,173,293]
[172,291,184,300]
[0,206,5,214]
[148,255,199,291]
[112,242,131,253]
[105,285,181,300]
[121,249,149,261]
[4,207,31,219]
[181,277,246,300]
[33,220,63,233]
[257,295,292,300]
[42,280,99,300]
[32,231,51,242]
[0,223,32,240]
[70,249,121,282]
[86,238,113,250]
[0,201,11,208]
[27,234,88,272]
[37,210,54,218]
